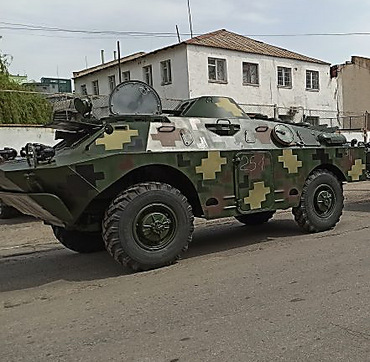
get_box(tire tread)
[292,170,343,233]
[102,182,194,272]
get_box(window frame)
[143,65,153,86]
[92,80,99,95]
[242,62,259,86]
[277,66,292,88]
[160,59,172,85]
[80,84,87,95]
[122,71,130,82]
[108,75,116,92]
[208,57,227,83]
[306,70,320,91]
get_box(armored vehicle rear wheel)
[102,182,194,272]
[52,226,106,253]
[235,211,275,225]
[292,170,343,233]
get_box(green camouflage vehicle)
[0,81,368,271]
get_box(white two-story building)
[73,29,337,125]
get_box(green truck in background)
[0,81,368,271]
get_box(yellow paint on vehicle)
[348,159,365,181]
[244,181,271,210]
[215,98,243,117]
[278,149,302,174]
[96,128,139,150]
[195,151,227,180]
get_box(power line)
[1,21,370,38]
[254,32,370,37]
[0,21,182,37]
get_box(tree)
[0,52,52,125]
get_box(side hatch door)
[234,151,275,212]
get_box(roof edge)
[73,52,146,79]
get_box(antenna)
[187,0,193,38]
[176,25,181,43]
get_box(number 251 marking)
[240,155,265,172]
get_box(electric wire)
[1,21,370,39]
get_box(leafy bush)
[0,53,52,125]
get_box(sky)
[1,0,370,82]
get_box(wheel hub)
[314,186,335,216]
[317,190,333,211]
[134,204,177,250]
[142,212,172,240]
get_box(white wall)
[340,130,370,143]
[0,126,57,153]
[186,45,337,123]
[74,45,190,101]
[74,43,338,125]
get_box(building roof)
[184,29,329,65]
[73,52,146,78]
[73,29,329,79]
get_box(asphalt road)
[1,182,369,362]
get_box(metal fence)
[1,88,369,131]
[340,113,370,130]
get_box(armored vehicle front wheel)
[292,170,343,233]
[102,182,194,272]
[235,211,275,225]
[52,226,106,253]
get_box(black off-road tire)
[0,201,19,219]
[52,226,106,253]
[102,182,194,272]
[235,211,275,225]
[292,170,343,233]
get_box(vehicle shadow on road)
[0,249,125,293]
[0,215,37,226]
[186,218,301,259]
[344,199,370,212]
[1,216,304,293]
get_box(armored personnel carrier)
[0,81,368,271]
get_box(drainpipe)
[117,41,122,84]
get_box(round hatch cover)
[109,80,162,115]
[272,124,295,145]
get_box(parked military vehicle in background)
[0,148,19,218]
[0,81,368,271]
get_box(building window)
[143,65,153,86]
[92,80,99,95]
[122,71,130,82]
[80,84,87,95]
[208,57,227,83]
[108,75,116,92]
[277,67,292,88]
[304,116,320,126]
[160,59,172,85]
[242,62,259,85]
[306,70,319,91]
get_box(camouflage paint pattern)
[0,96,367,229]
